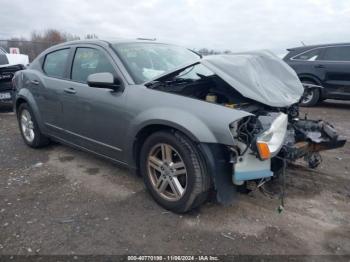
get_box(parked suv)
[12,40,345,212]
[284,43,350,106]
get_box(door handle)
[314,64,325,69]
[64,87,77,94]
[31,80,40,85]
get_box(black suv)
[284,43,350,106]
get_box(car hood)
[201,50,304,107]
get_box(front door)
[62,46,127,162]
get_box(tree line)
[0,29,98,61]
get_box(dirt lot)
[0,101,349,256]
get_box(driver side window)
[71,47,115,83]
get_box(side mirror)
[87,72,122,91]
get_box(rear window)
[43,49,70,78]
[292,48,322,61]
[323,46,350,61]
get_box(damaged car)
[12,40,346,213]
[0,47,28,103]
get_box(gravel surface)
[0,101,349,256]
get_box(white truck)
[0,47,29,102]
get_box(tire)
[300,81,320,107]
[17,103,49,148]
[140,130,210,213]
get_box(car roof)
[53,38,171,49]
[287,42,350,51]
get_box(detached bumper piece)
[282,119,346,163]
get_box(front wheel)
[140,131,210,213]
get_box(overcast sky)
[1,0,350,55]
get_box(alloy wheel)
[301,89,314,104]
[20,109,35,143]
[147,143,188,201]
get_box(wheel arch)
[131,123,203,171]
[15,91,46,133]
[298,74,321,85]
[298,74,326,98]
[15,97,27,113]
[131,123,236,205]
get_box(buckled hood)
[201,50,304,107]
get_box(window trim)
[290,45,350,62]
[42,48,71,80]
[290,47,325,62]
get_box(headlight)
[256,113,288,160]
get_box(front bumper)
[0,82,13,103]
[283,119,346,161]
[232,117,346,184]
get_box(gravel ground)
[0,101,349,256]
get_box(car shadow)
[317,100,350,109]
[0,103,13,113]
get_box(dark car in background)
[284,43,350,106]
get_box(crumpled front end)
[229,108,346,186]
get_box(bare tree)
[85,34,98,39]
[1,29,81,61]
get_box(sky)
[1,0,350,55]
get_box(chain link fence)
[0,40,57,62]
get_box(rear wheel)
[17,103,49,148]
[300,81,320,107]
[140,131,210,213]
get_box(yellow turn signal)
[256,142,271,160]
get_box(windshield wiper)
[145,80,165,89]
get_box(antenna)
[301,41,306,46]
[137,37,156,41]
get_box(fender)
[124,105,252,167]
[129,108,219,143]
[298,73,322,86]
[15,88,47,134]
[298,73,326,97]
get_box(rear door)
[36,48,72,136]
[319,46,350,97]
[288,48,325,81]
[61,45,127,162]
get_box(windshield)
[112,43,200,84]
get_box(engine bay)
[147,70,346,175]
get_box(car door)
[36,48,72,136]
[61,45,127,162]
[319,46,350,97]
[288,47,325,82]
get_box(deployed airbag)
[201,50,304,107]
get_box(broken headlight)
[256,113,288,160]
